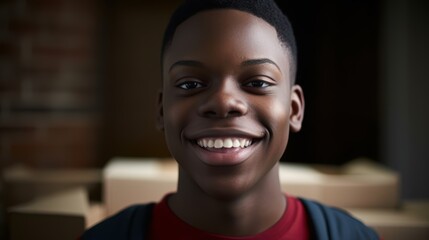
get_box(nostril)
[203,109,243,118]
[227,110,243,117]
[197,87,248,118]
[204,111,217,117]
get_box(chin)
[195,172,260,201]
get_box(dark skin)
[157,9,304,236]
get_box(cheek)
[256,97,290,155]
[273,103,290,139]
[163,97,195,140]
[271,102,290,149]
[256,95,290,132]
[163,100,189,158]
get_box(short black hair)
[161,0,298,82]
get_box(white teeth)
[240,139,246,148]
[214,139,223,148]
[196,138,253,149]
[233,139,240,148]
[224,139,233,148]
[208,139,214,148]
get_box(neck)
[168,163,286,236]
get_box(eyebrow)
[241,58,281,72]
[168,58,281,73]
[169,60,204,72]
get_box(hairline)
[160,9,297,85]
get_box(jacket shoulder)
[81,203,155,240]
[299,198,379,240]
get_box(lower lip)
[191,141,257,166]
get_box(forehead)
[163,9,290,77]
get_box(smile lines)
[196,138,252,149]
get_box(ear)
[289,85,305,132]
[156,90,164,131]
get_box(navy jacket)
[82,198,379,240]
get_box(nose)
[198,80,248,118]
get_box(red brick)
[8,19,38,36]
[27,0,97,13]
[9,19,95,38]
[2,117,98,168]
[0,41,19,56]
[0,83,20,94]
[8,142,96,168]
[18,61,66,74]
[1,0,100,169]
[32,43,93,61]
[0,125,37,135]
[29,66,93,84]
[29,80,96,94]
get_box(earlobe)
[289,85,305,132]
[156,90,164,131]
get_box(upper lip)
[185,127,265,140]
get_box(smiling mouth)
[190,134,261,166]
[196,138,253,149]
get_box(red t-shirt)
[148,195,310,240]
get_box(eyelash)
[176,81,205,90]
[175,78,274,90]
[244,79,273,88]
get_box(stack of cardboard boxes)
[6,158,429,239]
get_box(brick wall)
[0,0,100,169]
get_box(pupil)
[253,81,263,87]
[187,82,197,88]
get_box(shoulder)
[299,198,379,240]
[81,203,155,240]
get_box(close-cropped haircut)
[161,0,298,82]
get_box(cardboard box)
[279,159,399,208]
[8,187,428,239]
[104,158,177,215]
[8,188,106,240]
[6,159,422,239]
[3,165,102,208]
[104,158,399,215]
[347,201,429,240]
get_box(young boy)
[82,0,380,239]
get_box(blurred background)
[0,0,428,238]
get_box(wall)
[100,2,180,160]
[279,1,380,165]
[0,1,100,237]
[380,0,429,199]
[0,0,100,169]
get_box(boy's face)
[158,9,304,199]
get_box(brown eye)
[244,80,272,88]
[177,81,205,90]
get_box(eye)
[176,81,205,90]
[244,80,273,88]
